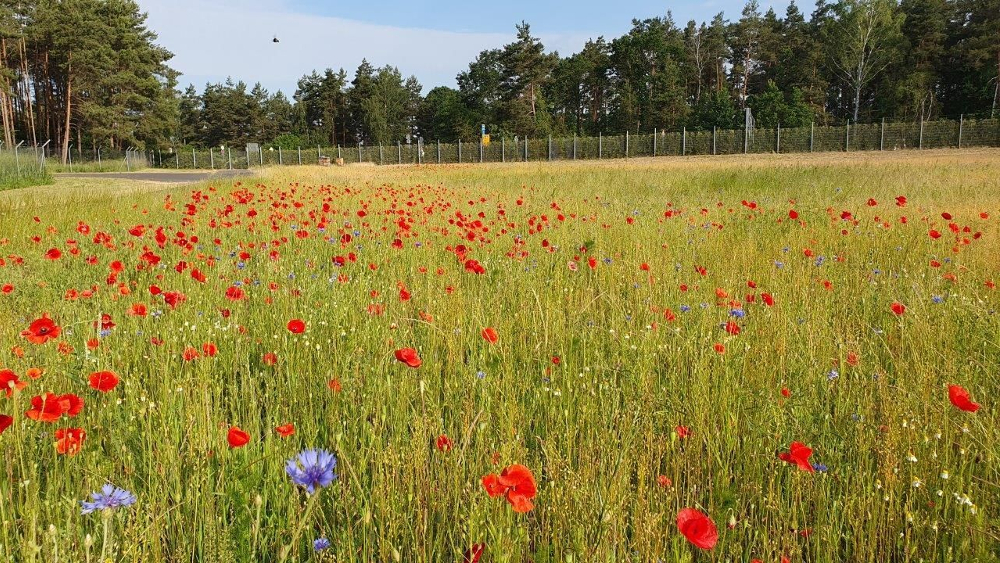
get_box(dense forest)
[0,0,998,160]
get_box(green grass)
[0,152,52,191]
[0,150,997,562]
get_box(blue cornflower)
[98,329,112,338]
[812,463,828,473]
[774,261,785,269]
[730,309,745,319]
[237,262,246,269]
[314,538,331,551]
[932,295,944,304]
[814,256,825,267]
[828,369,839,381]
[680,305,691,313]
[475,370,486,379]
[286,449,338,494]
[80,484,136,515]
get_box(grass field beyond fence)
[0,150,997,562]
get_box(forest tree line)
[1,0,998,160]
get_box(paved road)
[56,169,255,183]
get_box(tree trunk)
[0,38,13,147]
[20,38,36,146]
[61,54,72,165]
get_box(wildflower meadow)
[0,150,997,562]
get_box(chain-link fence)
[34,117,996,171]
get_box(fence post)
[418,139,422,165]
[776,123,780,153]
[573,134,577,160]
[744,123,748,154]
[652,128,657,157]
[359,142,363,163]
[210,148,215,169]
[297,147,302,165]
[525,136,528,161]
[625,131,629,158]
[227,148,232,170]
[481,138,484,163]
[682,127,686,156]
[599,132,602,159]
[397,142,401,165]
[437,140,441,164]
[176,152,180,169]
[810,122,814,152]
[379,144,383,165]
[278,147,283,165]
[191,148,196,168]
[880,118,885,151]
[158,149,162,167]
[713,127,717,155]
[845,120,850,152]
[958,114,963,148]
[458,139,462,162]
[548,135,552,161]
[97,149,102,167]
[919,117,924,149]
[259,147,263,167]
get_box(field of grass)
[0,151,52,191]
[0,149,997,562]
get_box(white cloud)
[138,0,589,96]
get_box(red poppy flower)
[128,303,148,317]
[676,508,718,550]
[54,427,86,455]
[202,342,218,357]
[724,321,740,336]
[676,425,691,439]
[57,394,84,417]
[948,385,980,413]
[929,229,942,239]
[45,248,62,260]
[778,441,815,472]
[227,426,250,448]
[891,302,906,316]
[26,367,43,379]
[225,286,246,301]
[21,314,61,345]
[463,543,484,563]
[657,475,672,488]
[781,387,791,398]
[88,371,119,393]
[1,284,13,294]
[481,327,499,344]
[287,319,305,334]
[275,423,295,437]
[394,348,422,368]
[25,393,65,422]
[436,434,453,452]
[328,378,342,393]
[263,352,278,366]
[761,293,774,306]
[0,414,11,434]
[182,347,200,361]
[0,369,27,398]
[482,464,537,513]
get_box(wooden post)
[652,128,657,156]
[297,147,302,165]
[278,147,282,165]
[810,122,814,152]
[227,148,232,170]
[210,148,214,169]
[625,131,629,158]
[501,137,504,163]
[480,138,483,163]
[713,127,717,155]
[397,142,401,164]
[919,117,924,149]
[525,137,528,161]
[682,127,686,156]
[176,152,180,169]
[379,144,383,165]
[845,120,850,152]
[573,134,576,160]
[880,118,885,151]
[437,140,441,164]
[193,148,196,168]
[958,114,963,148]
[259,147,263,166]
[458,139,462,162]
[358,142,362,162]
[547,135,552,161]
[599,132,602,159]
[776,123,780,153]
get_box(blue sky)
[138,0,789,96]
